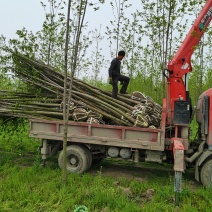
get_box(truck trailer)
[29,0,212,197]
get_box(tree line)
[0,0,211,106]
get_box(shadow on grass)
[0,150,199,189]
[89,158,197,186]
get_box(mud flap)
[173,139,185,206]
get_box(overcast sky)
[0,0,138,79]
[0,1,205,80]
[0,1,45,39]
[0,0,129,40]
[0,1,108,79]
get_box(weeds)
[0,119,211,211]
[0,118,40,154]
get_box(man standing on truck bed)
[108,50,130,99]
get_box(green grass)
[0,119,211,211]
[0,118,40,154]
[0,157,211,212]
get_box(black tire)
[200,159,212,188]
[58,145,89,174]
[80,145,92,171]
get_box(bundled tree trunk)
[0,52,162,128]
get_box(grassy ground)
[0,119,211,212]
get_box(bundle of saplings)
[0,52,162,128]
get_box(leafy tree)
[138,0,193,98]
[62,0,105,181]
[89,26,106,84]
[119,12,144,92]
[106,0,132,57]
[0,0,105,91]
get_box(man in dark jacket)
[108,50,130,98]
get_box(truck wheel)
[58,145,89,174]
[200,159,212,188]
[78,145,92,171]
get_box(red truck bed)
[29,116,166,151]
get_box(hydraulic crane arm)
[168,0,212,78]
[166,0,212,124]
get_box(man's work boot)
[120,91,128,94]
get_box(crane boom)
[166,0,212,124]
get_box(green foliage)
[89,26,106,84]
[0,118,40,154]
[0,0,94,91]
[106,0,132,56]
[0,0,211,99]
[89,74,163,105]
[0,155,211,211]
[0,73,14,91]
[189,118,199,141]
[0,119,210,211]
